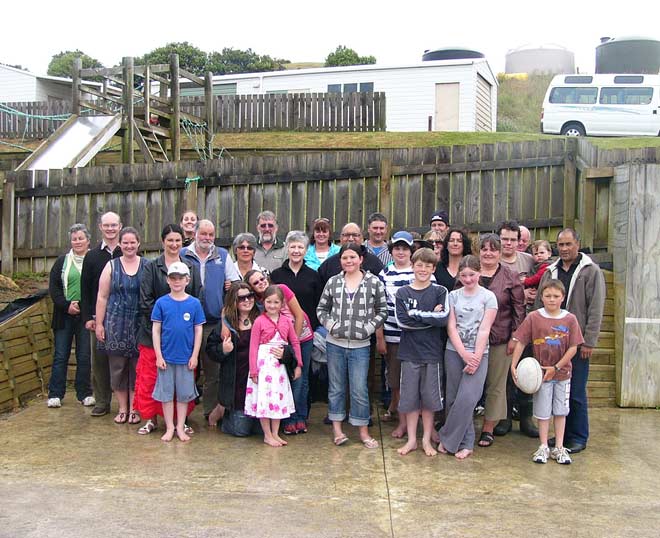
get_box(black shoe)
[548,437,556,448]
[90,406,109,417]
[519,415,539,438]
[565,441,587,454]
[493,418,512,436]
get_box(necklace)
[240,317,250,327]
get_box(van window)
[599,87,653,105]
[549,87,598,104]
[614,75,644,84]
[564,76,593,84]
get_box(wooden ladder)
[133,121,169,163]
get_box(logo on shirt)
[183,312,191,321]
[534,324,570,347]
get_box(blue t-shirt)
[151,294,206,364]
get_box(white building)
[181,59,498,132]
[0,64,82,102]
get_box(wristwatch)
[554,365,560,372]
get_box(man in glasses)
[253,210,286,273]
[181,219,241,423]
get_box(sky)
[2,1,658,76]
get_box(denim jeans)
[221,409,261,437]
[49,315,92,401]
[284,339,313,426]
[326,342,371,426]
[566,349,590,445]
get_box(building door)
[434,83,459,131]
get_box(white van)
[541,74,660,136]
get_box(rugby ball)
[515,357,543,394]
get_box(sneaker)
[551,446,572,465]
[47,397,61,408]
[532,445,549,464]
[81,396,96,407]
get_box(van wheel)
[561,123,585,137]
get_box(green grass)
[497,74,553,133]
[584,137,660,149]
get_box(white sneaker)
[551,446,572,465]
[47,397,62,408]
[532,444,549,464]
[81,396,96,407]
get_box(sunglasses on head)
[237,292,255,302]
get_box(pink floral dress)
[244,331,295,419]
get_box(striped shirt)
[378,265,415,343]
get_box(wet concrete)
[1,400,660,538]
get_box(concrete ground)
[1,400,659,538]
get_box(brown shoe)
[90,406,109,417]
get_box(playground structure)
[16,54,214,170]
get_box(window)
[327,82,374,93]
[614,75,644,84]
[549,87,598,104]
[564,76,593,84]
[327,84,341,93]
[599,87,653,105]
[343,83,358,93]
[360,82,374,92]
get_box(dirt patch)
[0,275,48,310]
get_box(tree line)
[45,43,377,78]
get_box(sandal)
[128,412,141,424]
[478,431,495,447]
[114,412,128,424]
[137,419,156,435]
[333,433,349,446]
[362,437,379,449]
[183,423,194,435]
[382,410,397,423]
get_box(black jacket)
[206,320,242,410]
[49,255,80,330]
[137,254,202,347]
[270,260,323,330]
[80,243,122,324]
[318,245,384,287]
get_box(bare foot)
[437,441,448,454]
[264,437,283,447]
[431,430,440,444]
[176,426,191,442]
[391,426,407,439]
[422,440,438,457]
[455,448,473,460]
[208,405,224,427]
[397,440,418,456]
[161,428,175,442]
[274,435,288,446]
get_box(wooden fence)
[181,92,386,132]
[0,101,72,139]
[3,139,569,273]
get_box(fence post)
[380,155,392,221]
[1,176,15,276]
[563,138,577,229]
[185,171,198,213]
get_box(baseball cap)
[167,261,190,277]
[429,210,449,226]
[389,231,414,248]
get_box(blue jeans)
[221,409,261,437]
[326,342,371,426]
[49,315,92,401]
[566,349,590,445]
[285,339,313,426]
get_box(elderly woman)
[476,234,525,448]
[434,227,472,292]
[95,227,148,425]
[133,224,202,435]
[47,224,94,408]
[304,217,340,271]
[245,264,316,434]
[317,243,387,448]
[271,231,323,435]
[230,232,265,279]
[205,282,261,436]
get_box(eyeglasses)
[341,232,362,238]
[250,276,268,286]
[431,240,443,245]
[237,245,255,251]
[101,223,120,229]
[259,223,275,229]
[237,292,255,302]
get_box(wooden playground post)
[1,178,15,276]
[170,54,181,161]
[72,57,81,115]
[122,57,135,164]
[205,71,214,157]
[143,64,151,125]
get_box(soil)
[0,275,49,310]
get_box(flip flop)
[114,412,128,424]
[361,437,379,449]
[382,410,397,422]
[137,419,156,435]
[333,433,349,446]
[128,412,141,424]
[183,424,194,435]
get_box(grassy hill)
[497,74,553,134]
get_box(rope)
[184,175,201,190]
[0,103,71,121]
[0,139,32,151]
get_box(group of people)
[47,207,605,462]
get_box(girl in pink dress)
[245,285,302,447]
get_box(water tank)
[596,36,660,74]
[422,48,485,61]
[505,44,575,74]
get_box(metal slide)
[16,114,122,171]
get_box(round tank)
[596,36,660,74]
[505,44,575,74]
[422,48,484,61]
